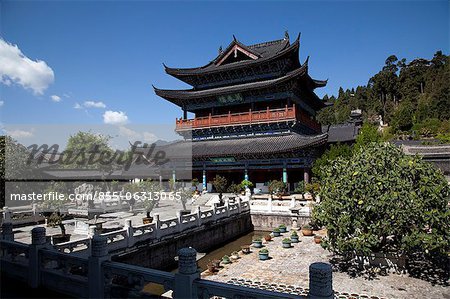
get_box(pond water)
[142,230,271,297]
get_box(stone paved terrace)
[12,195,210,244]
[202,230,450,299]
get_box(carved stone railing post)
[88,225,97,238]
[32,203,39,223]
[309,262,333,299]
[173,247,200,299]
[212,205,217,221]
[2,206,12,223]
[1,222,14,241]
[196,206,202,227]
[88,235,110,298]
[29,227,47,288]
[267,196,273,212]
[124,219,134,247]
[176,211,183,232]
[154,213,161,239]
[225,201,230,217]
[237,197,242,213]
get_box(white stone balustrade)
[54,199,251,255]
[0,226,334,298]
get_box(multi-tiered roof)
[154,32,328,160]
[154,33,326,117]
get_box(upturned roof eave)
[164,37,296,77]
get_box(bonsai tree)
[293,181,305,198]
[227,183,242,195]
[212,175,228,203]
[48,211,67,237]
[240,179,253,191]
[305,179,320,200]
[191,178,199,192]
[268,180,286,199]
[313,143,450,258]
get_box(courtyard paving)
[202,230,450,299]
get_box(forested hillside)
[317,51,449,141]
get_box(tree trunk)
[59,223,66,236]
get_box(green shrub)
[282,238,292,243]
[313,143,450,256]
[259,248,269,254]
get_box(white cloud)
[0,39,54,95]
[103,110,128,125]
[118,126,140,139]
[0,100,4,107]
[118,126,159,143]
[50,95,61,102]
[74,103,82,109]
[143,132,158,143]
[6,129,33,138]
[84,101,106,108]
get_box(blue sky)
[1,0,448,132]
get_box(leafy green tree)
[268,180,286,199]
[312,144,353,180]
[62,131,115,170]
[212,175,228,198]
[313,143,450,257]
[355,123,381,149]
[391,101,414,132]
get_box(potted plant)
[290,231,299,243]
[279,224,287,233]
[268,180,286,200]
[211,259,221,268]
[294,182,305,199]
[252,236,263,248]
[264,234,272,242]
[207,262,216,273]
[301,224,313,236]
[282,238,292,248]
[142,199,156,224]
[240,179,254,195]
[241,245,251,254]
[314,235,322,244]
[221,255,231,264]
[191,178,199,192]
[213,175,228,205]
[48,212,71,244]
[231,251,240,260]
[273,227,281,237]
[259,248,269,260]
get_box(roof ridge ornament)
[284,30,289,41]
[233,35,237,42]
[218,46,223,55]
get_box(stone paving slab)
[203,230,450,299]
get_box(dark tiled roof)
[154,64,308,101]
[159,132,327,158]
[322,123,359,143]
[164,37,293,76]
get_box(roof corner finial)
[233,34,237,42]
[162,63,168,69]
[218,45,223,54]
[296,32,301,42]
[284,30,289,41]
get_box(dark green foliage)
[318,51,449,137]
[268,180,286,198]
[312,143,353,179]
[212,175,228,193]
[313,143,450,256]
[227,183,242,194]
[355,123,382,148]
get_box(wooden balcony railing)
[175,104,321,132]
